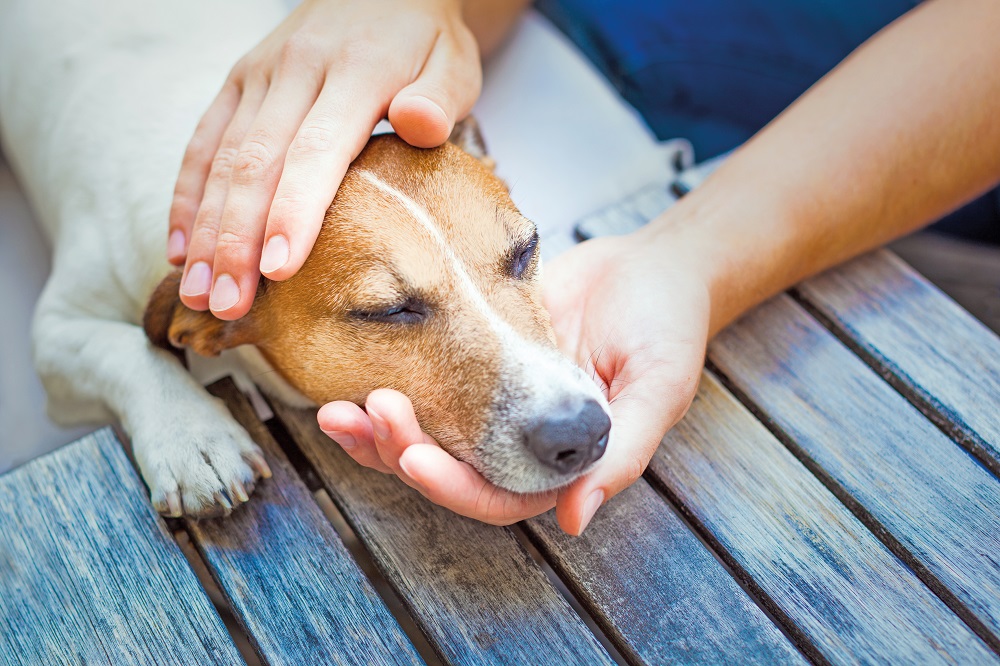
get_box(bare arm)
[642,0,1000,336]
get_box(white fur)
[0,0,288,515]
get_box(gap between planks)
[508,524,630,665]
[634,469,822,664]
[118,395,436,665]
[790,287,1000,482]
[705,357,1000,657]
[263,401,616,665]
[259,414,443,665]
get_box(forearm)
[639,0,1000,336]
[462,0,532,57]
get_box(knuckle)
[267,193,307,225]
[279,34,321,68]
[183,133,212,163]
[335,33,374,68]
[622,458,646,487]
[210,146,240,178]
[192,204,223,233]
[289,123,337,155]
[169,192,199,223]
[213,230,254,263]
[231,137,277,183]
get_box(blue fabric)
[537,0,999,244]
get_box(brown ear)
[449,116,496,171]
[143,270,251,357]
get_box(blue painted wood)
[271,400,613,666]
[796,250,1000,476]
[709,293,1000,651]
[0,429,243,665]
[524,478,805,664]
[190,379,421,666]
[647,371,997,664]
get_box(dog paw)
[133,408,272,519]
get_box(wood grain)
[270,400,613,666]
[524,478,805,665]
[184,379,421,666]
[0,429,243,665]
[647,371,997,664]
[710,294,1000,650]
[796,250,1000,476]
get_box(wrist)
[632,180,799,337]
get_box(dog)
[0,0,611,518]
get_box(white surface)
[0,158,91,473]
[0,10,665,473]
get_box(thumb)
[389,32,481,148]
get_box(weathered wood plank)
[184,379,421,666]
[709,294,1000,650]
[646,372,997,664]
[270,400,613,666]
[795,249,1000,476]
[0,429,243,666]
[524,478,805,665]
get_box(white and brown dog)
[0,0,610,517]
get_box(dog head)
[146,123,610,493]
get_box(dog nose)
[525,399,611,474]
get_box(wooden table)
[1,249,998,665]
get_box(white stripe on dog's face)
[358,169,508,335]
[357,168,609,492]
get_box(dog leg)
[33,291,271,518]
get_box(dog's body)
[0,0,610,517]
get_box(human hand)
[318,390,559,526]
[541,232,710,534]
[317,229,711,534]
[168,0,481,320]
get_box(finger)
[259,77,384,282]
[317,401,392,474]
[398,444,556,525]
[555,369,697,536]
[180,83,267,310]
[208,76,320,319]
[389,31,481,148]
[364,389,430,476]
[169,82,240,265]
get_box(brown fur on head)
[145,123,609,492]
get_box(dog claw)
[165,492,182,517]
[230,480,249,503]
[247,451,272,479]
[214,491,233,514]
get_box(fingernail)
[368,409,391,441]
[260,234,289,275]
[167,229,186,260]
[323,430,357,449]
[398,454,416,479]
[398,454,426,490]
[209,273,241,311]
[180,261,212,296]
[578,489,604,535]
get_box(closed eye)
[510,231,539,279]
[349,298,429,325]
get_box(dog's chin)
[469,451,598,495]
